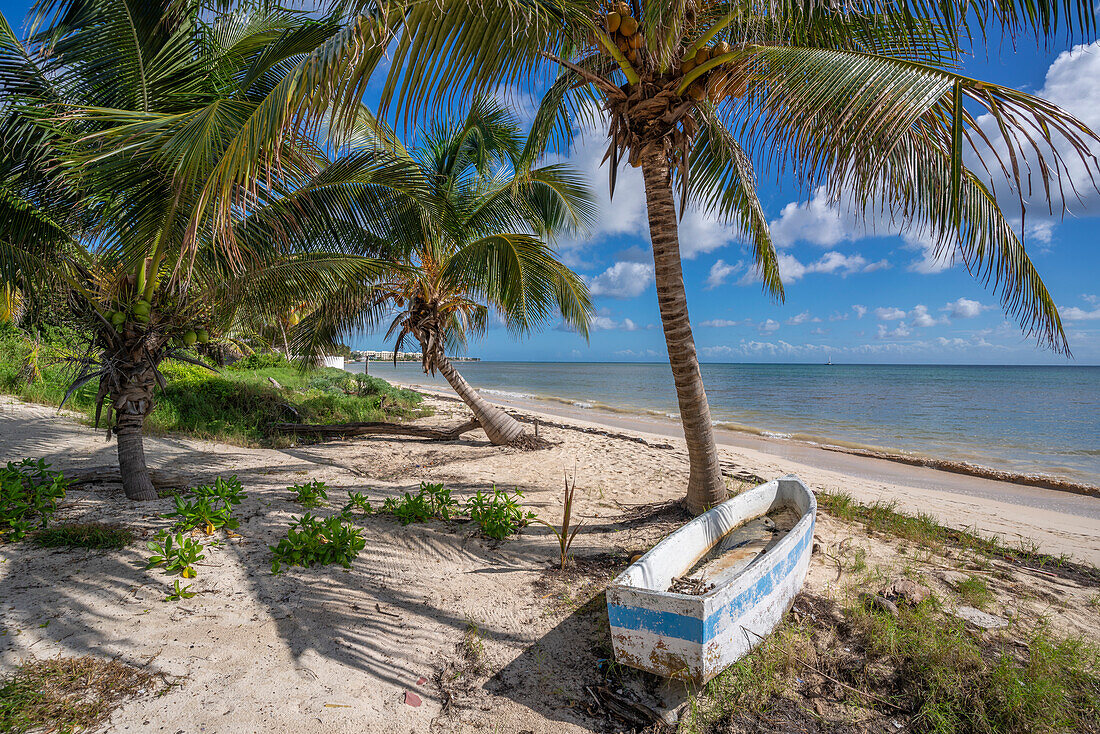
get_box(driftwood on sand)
[272,418,482,441]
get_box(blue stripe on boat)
[609,516,815,643]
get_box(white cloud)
[1063,306,1100,321]
[759,319,780,333]
[945,297,991,319]
[785,311,820,326]
[829,311,850,322]
[909,304,948,328]
[586,261,654,299]
[874,306,907,321]
[706,259,743,289]
[700,318,752,328]
[590,314,639,331]
[877,322,912,339]
[852,305,868,319]
[754,251,878,284]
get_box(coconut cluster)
[605,2,643,65]
[681,39,734,101]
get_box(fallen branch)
[65,466,192,490]
[272,418,481,441]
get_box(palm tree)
[297,98,596,445]
[0,2,407,499]
[265,0,1100,513]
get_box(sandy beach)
[2,390,1099,732]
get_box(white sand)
[1,392,1098,733]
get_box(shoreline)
[393,379,1100,505]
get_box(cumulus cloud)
[700,318,752,328]
[909,304,948,328]
[785,311,820,326]
[586,261,654,299]
[877,322,912,339]
[874,306,907,321]
[590,314,638,331]
[945,297,991,319]
[753,251,880,284]
[706,259,743,289]
[852,305,868,319]
[759,319,781,333]
[1062,305,1100,320]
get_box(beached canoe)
[606,475,816,682]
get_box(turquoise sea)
[349,361,1100,484]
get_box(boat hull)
[606,476,816,682]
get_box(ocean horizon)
[348,360,1100,485]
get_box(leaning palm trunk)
[641,148,727,514]
[433,351,528,445]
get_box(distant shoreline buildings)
[348,350,479,363]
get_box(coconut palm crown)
[0,0,411,499]
[253,0,1100,513]
[297,97,597,445]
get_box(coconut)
[183,330,198,346]
[619,15,638,36]
[197,329,210,344]
[688,82,707,100]
[629,32,644,48]
[132,300,151,316]
[111,311,127,326]
[133,312,150,324]
[682,57,696,74]
[606,11,620,32]
[617,37,631,53]
[694,46,710,64]
[616,2,630,15]
[714,40,731,57]
[627,48,639,64]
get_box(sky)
[5,2,1100,364]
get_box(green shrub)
[342,491,373,515]
[34,523,133,550]
[269,514,365,574]
[381,481,460,525]
[164,476,244,533]
[145,533,205,577]
[226,352,288,370]
[0,458,68,543]
[466,486,535,540]
[290,479,328,508]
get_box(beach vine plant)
[269,0,1100,515]
[0,458,68,543]
[145,533,205,578]
[269,514,366,574]
[466,487,536,540]
[291,480,329,509]
[165,476,245,534]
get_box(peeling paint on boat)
[606,475,816,682]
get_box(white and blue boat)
[606,476,816,682]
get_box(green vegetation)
[0,656,162,734]
[0,458,68,543]
[955,575,995,610]
[164,476,245,534]
[533,470,583,568]
[33,523,133,550]
[164,580,197,602]
[342,492,373,515]
[269,514,365,574]
[144,533,205,578]
[684,594,1100,734]
[0,331,426,448]
[382,481,460,525]
[290,480,328,508]
[465,487,535,540]
[818,491,1090,575]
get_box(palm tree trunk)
[112,367,158,501]
[434,351,528,445]
[640,147,727,515]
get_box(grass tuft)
[0,656,164,733]
[33,523,133,550]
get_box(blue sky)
[5,3,1099,364]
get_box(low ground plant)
[34,523,133,550]
[145,533,205,577]
[0,458,68,543]
[533,469,583,568]
[269,514,365,574]
[290,479,328,508]
[466,486,535,540]
[955,575,995,609]
[165,475,244,533]
[342,491,373,515]
[164,579,196,602]
[381,481,460,525]
[0,656,163,734]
